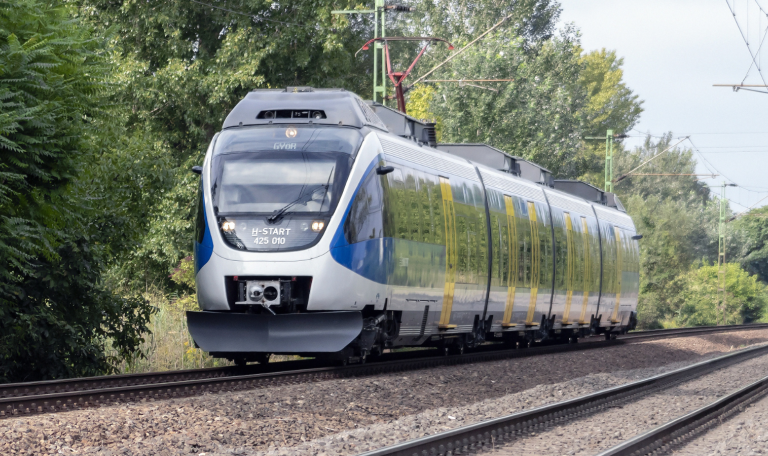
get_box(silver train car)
[188,88,640,364]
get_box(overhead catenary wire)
[724,0,768,91]
[704,186,753,211]
[406,12,517,89]
[687,137,740,186]
[613,136,690,183]
[728,194,768,221]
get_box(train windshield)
[210,126,362,251]
[217,153,340,214]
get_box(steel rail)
[596,375,768,456]
[1,323,767,419]
[1,323,763,401]
[0,338,623,418]
[356,343,768,456]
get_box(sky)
[558,0,768,213]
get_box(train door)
[577,216,599,325]
[524,201,553,327]
[561,212,578,325]
[501,195,519,327]
[614,227,640,326]
[446,179,489,331]
[549,208,568,327]
[438,176,457,329]
[480,189,512,331]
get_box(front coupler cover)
[186,310,363,354]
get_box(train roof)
[223,87,388,131]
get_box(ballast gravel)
[1,329,767,456]
[482,349,768,456]
[672,392,768,456]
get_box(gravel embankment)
[482,348,768,456]
[1,329,767,456]
[671,392,768,456]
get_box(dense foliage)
[734,206,768,284]
[675,263,768,327]
[0,0,152,381]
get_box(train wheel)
[441,346,451,356]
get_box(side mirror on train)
[376,166,395,175]
[191,166,202,175]
[631,234,643,240]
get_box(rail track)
[1,323,766,420]
[357,342,768,456]
[597,372,768,456]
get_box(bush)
[675,263,768,327]
[0,0,152,382]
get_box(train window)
[344,169,384,244]
[551,208,567,295]
[430,174,444,245]
[586,217,601,296]
[535,202,553,295]
[405,169,422,242]
[195,181,205,244]
[417,172,435,244]
[213,151,351,215]
[487,189,504,287]
[515,196,531,287]
[379,164,446,246]
[600,223,617,298]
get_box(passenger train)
[187,88,640,364]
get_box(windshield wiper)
[267,167,334,223]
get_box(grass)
[110,290,232,374]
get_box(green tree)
[733,206,768,283]
[675,263,768,326]
[580,49,643,137]
[0,0,152,382]
[427,28,587,177]
[574,48,643,183]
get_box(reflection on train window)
[195,181,205,244]
[216,152,346,214]
[551,208,567,293]
[344,169,383,244]
[376,162,488,286]
[601,223,618,296]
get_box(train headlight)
[311,220,325,232]
[222,220,236,232]
[285,127,298,138]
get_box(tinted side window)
[195,181,205,244]
[344,170,384,244]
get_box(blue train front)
[188,87,640,364]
